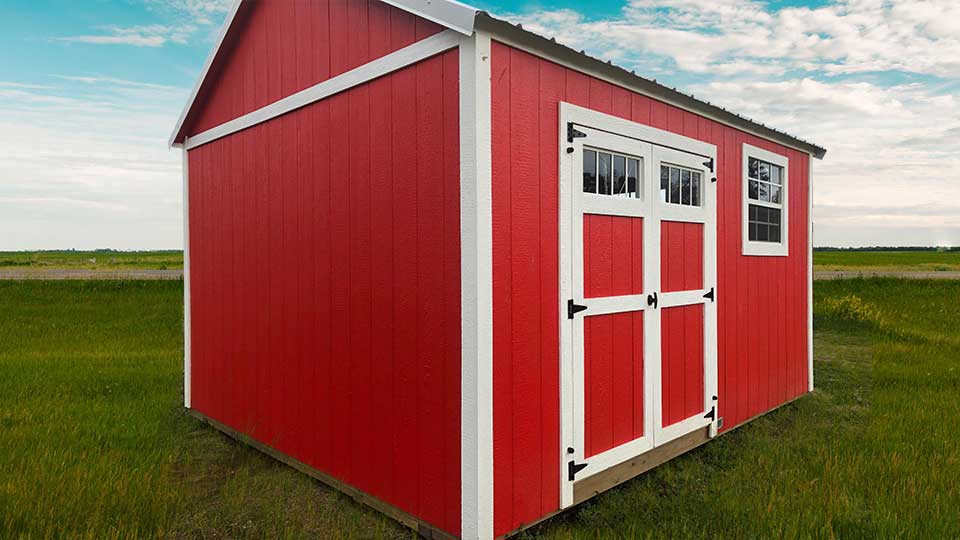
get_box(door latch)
[647,291,658,309]
[568,299,588,319]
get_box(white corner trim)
[382,0,477,36]
[182,148,192,409]
[460,32,494,540]
[169,0,243,147]
[742,143,789,257]
[183,29,463,150]
[808,154,814,392]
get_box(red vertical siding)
[188,50,460,536]
[491,41,811,536]
[182,0,443,137]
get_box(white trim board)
[459,32,494,540]
[182,148,191,409]
[808,154,814,392]
[182,30,463,150]
[381,0,476,35]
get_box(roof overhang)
[169,0,826,159]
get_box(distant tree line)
[814,246,959,252]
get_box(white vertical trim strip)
[460,31,494,540]
[183,30,463,150]
[808,154,814,392]
[182,148,192,409]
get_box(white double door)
[558,103,718,507]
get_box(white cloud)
[501,0,960,78]
[57,24,195,48]
[0,80,187,250]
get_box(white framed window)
[742,143,788,256]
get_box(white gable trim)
[169,0,243,147]
[182,29,463,150]
[168,0,477,147]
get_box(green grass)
[2,279,959,539]
[0,250,183,270]
[814,250,960,272]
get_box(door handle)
[647,292,658,309]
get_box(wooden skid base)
[573,427,711,505]
[187,409,458,540]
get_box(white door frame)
[558,102,718,508]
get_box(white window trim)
[742,143,789,257]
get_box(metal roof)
[170,0,826,159]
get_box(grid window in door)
[742,143,789,256]
[659,164,702,207]
[583,148,642,198]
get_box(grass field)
[1,278,959,539]
[813,250,960,272]
[0,250,183,270]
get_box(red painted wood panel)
[188,51,460,536]
[491,41,811,536]
[181,0,443,138]
[661,305,704,427]
[661,221,703,293]
[582,215,645,457]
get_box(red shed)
[170,2,826,538]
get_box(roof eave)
[474,12,827,159]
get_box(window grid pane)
[583,150,597,194]
[747,203,782,243]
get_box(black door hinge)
[704,395,718,420]
[647,291,658,309]
[567,123,587,143]
[702,157,714,173]
[568,299,588,319]
[703,287,715,301]
[568,460,588,481]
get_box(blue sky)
[1,0,958,249]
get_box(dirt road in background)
[0,269,182,280]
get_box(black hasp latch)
[703,287,715,301]
[647,291,659,309]
[568,460,588,481]
[567,123,587,143]
[702,157,715,173]
[568,299,588,319]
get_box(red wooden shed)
[170,2,826,538]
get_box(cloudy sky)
[1,0,958,249]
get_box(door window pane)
[669,167,681,204]
[583,150,597,194]
[613,155,627,196]
[660,165,669,202]
[692,172,701,207]
[598,152,612,195]
[627,158,639,199]
[681,169,691,205]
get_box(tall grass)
[1,279,958,539]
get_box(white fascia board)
[168,0,243,147]
[382,0,478,36]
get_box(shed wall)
[187,49,462,536]
[490,41,810,536]
[183,0,443,137]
